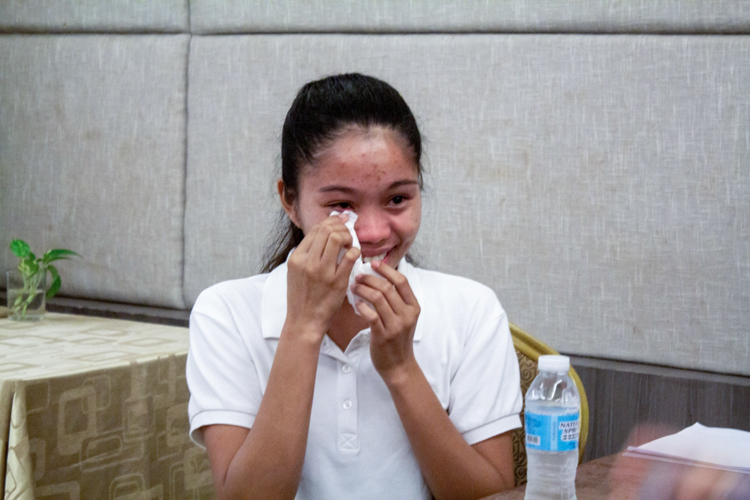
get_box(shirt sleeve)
[448,295,523,445]
[186,288,264,448]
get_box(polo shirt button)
[343,399,352,410]
[342,364,351,373]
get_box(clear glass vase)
[6,269,46,321]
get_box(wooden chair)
[510,322,590,486]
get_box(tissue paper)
[330,210,383,314]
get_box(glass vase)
[6,269,46,321]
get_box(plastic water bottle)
[524,355,580,500]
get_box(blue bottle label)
[524,411,579,452]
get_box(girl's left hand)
[352,261,421,383]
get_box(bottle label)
[524,411,579,452]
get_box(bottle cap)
[538,355,570,372]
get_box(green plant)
[8,239,80,318]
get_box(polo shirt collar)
[261,255,424,342]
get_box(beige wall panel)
[0,35,189,308]
[190,0,750,34]
[0,0,188,32]
[185,34,749,375]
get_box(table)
[488,452,750,499]
[0,313,213,500]
[487,454,622,499]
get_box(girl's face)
[282,127,422,268]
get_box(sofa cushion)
[0,35,189,308]
[184,34,750,375]
[0,0,188,33]
[189,0,750,34]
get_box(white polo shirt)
[187,260,522,500]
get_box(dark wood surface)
[487,452,750,500]
[486,454,622,499]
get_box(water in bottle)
[524,355,580,500]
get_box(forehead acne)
[336,136,391,165]
[306,126,417,185]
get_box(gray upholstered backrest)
[0,21,189,308]
[1,1,749,375]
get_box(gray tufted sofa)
[2,1,749,457]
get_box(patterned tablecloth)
[0,313,213,500]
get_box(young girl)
[187,73,522,499]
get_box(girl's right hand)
[284,213,360,344]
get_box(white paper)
[624,423,750,474]
[330,210,383,315]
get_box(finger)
[354,299,381,326]
[305,224,330,260]
[334,211,350,223]
[307,216,350,260]
[371,261,419,307]
[321,226,353,267]
[354,274,401,315]
[328,211,350,225]
[336,246,360,280]
[352,279,396,311]
[351,279,400,330]
[355,272,393,294]
[320,213,352,238]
